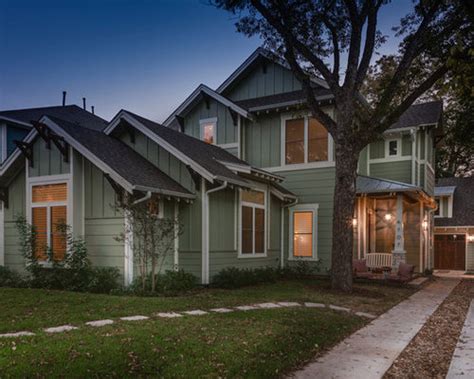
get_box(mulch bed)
[384,279,474,379]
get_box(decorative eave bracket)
[104,174,124,204]
[31,121,69,163]
[228,108,238,126]
[14,140,34,168]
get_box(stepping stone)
[235,305,259,311]
[305,302,326,308]
[277,302,301,307]
[255,302,281,309]
[183,310,208,316]
[210,308,234,313]
[157,312,182,318]
[408,277,429,288]
[86,319,114,327]
[120,315,149,321]
[0,331,35,338]
[44,325,78,333]
[329,305,351,313]
[355,311,377,319]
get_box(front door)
[434,234,466,270]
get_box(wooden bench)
[366,253,392,270]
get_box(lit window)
[200,118,217,144]
[31,183,68,262]
[285,117,329,165]
[240,189,266,255]
[388,140,398,156]
[289,204,318,260]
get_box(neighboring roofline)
[434,186,456,196]
[0,116,33,129]
[106,110,217,183]
[244,94,334,113]
[216,48,329,94]
[0,128,36,176]
[385,123,439,134]
[162,84,254,127]
[270,187,297,201]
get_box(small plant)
[129,270,197,296]
[212,266,279,289]
[87,267,121,294]
[0,266,25,288]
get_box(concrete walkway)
[290,278,459,379]
[446,299,474,378]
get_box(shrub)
[280,260,322,279]
[129,270,198,296]
[212,266,279,289]
[0,266,25,288]
[87,267,121,294]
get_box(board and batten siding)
[182,97,238,147]
[3,169,26,272]
[28,136,70,177]
[224,60,302,101]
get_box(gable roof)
[162,84,253,127]
[0,105,108,131]
[216,48,328,94]
[435,177,474,227]
[41,116,194,198]
[356,175,421,194]
[389,101,443,131]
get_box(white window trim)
[199,117,217,145]
[385,138,401,158]
[288,203,319,261]
[280,114,334,169]
[238,186,268,258]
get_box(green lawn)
[0,279,415,377]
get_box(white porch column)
[392,193,406,270]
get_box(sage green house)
[0,48,444,285]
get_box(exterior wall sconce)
[422,220,428,230]
[468,235,474,243]
[352,218,358,227]
[384,214,392,221]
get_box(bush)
[129,270,198,296]
[87,267,121,294]
[280,260,322,279]
[0,266,25,288]
[212,266,279,289]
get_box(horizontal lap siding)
[370,161,412,184]
[4,170,26,272]
[280,167,335,272]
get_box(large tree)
[213,0,471,291]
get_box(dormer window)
[200,118,217,145]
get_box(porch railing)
[366,253,392,269]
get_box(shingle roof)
[122,110,251,187]
[47,116,194,198]
[389,101,443,130]
[435,177,474,227]
[356,175,420,194]
[234,88,333,111]
[0,105,108,131]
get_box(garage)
[434,234,466,270]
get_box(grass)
[0,279,416,377]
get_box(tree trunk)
[330,142,359,292]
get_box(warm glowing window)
[290,204,318,260]
[31,183,68,262]
[241,189,266,255]
[200,118,217,144]
[285,116,329,165]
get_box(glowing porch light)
[422,220,428,230]
[352,218,357,227]
[384,214,392,221]
[468,235,474,243]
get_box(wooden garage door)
[434,234,466,270]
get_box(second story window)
[284,116,329,165]
[387,139,399,157]
[200,118,217,145]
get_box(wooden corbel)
[31,121,51,149]
[14,140,34,167]
[104,174,124,204]
[0,187,8,209]
[228,108,238,126]
[48,132,69,163]
[175,115,185,133]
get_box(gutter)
[132,191,152,206]
[280,198,298,269]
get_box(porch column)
[392,193,406,270]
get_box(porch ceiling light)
[384,214,392,221]
[469,235,474,243]
[422,220,428,230]
[352,218,357,227]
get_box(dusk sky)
[0,0,414,122]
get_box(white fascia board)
[105,111,215,183]
[0,128,37,175]
[0,116,33,129]
[40,116,135,194]
[385,123,438,134]
[133,185,196,200]
[163,84,252,127]
[217,160,251,174]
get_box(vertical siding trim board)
[124,210,134,286]
[174,202,179,270]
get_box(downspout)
[280,198,298,269]
[203,181,228,285]
[132,191,152,206]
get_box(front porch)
[353,176,436,274]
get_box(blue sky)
[0,0,413,122]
